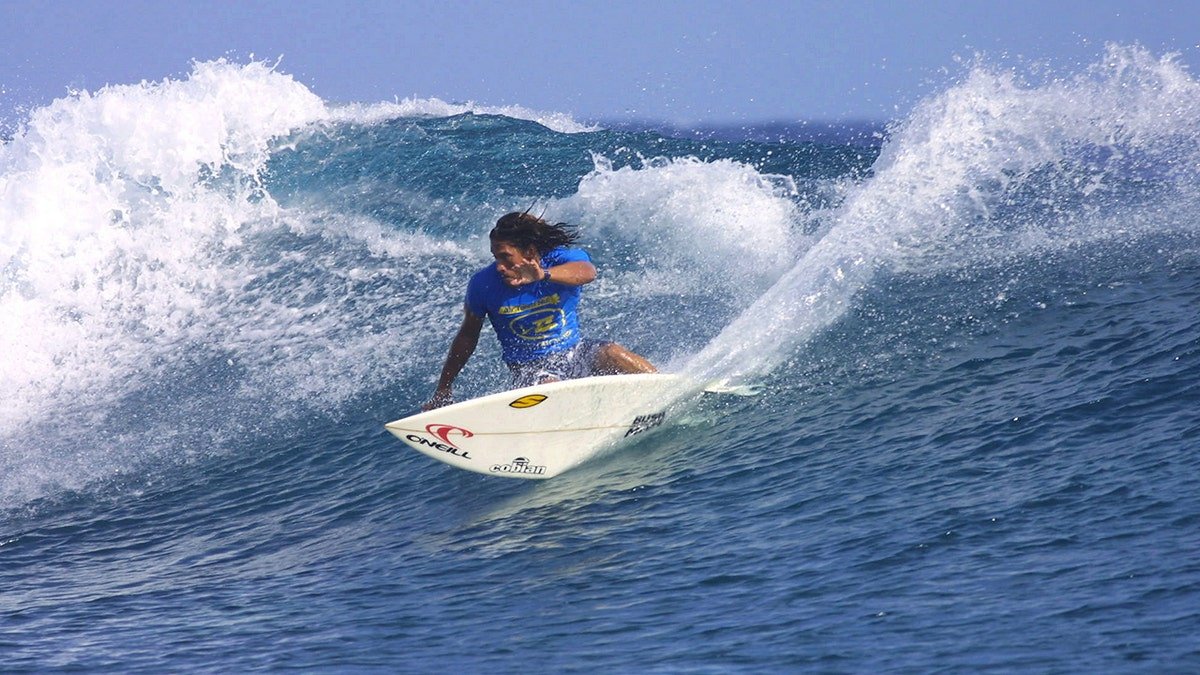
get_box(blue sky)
[2,0,1198,125]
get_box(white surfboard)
[385,373,696,479]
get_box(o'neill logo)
[426,423,473,445]
[490,457,547,476]
[405,423,474,459]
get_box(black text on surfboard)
[490,457,547,476]
[404,434,472,459]
[625,412,666,437]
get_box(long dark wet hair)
[489,211,580,255]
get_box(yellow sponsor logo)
[498,294,560,315]
[509,394,548,409]
[508,307,565,341]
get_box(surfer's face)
[490,241,539,283]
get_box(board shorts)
[507,339,611,388]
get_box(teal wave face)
[264,111,872,235]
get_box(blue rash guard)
[465,246,591,364]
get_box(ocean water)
[2,45,1199,671]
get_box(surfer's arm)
[542,261,596,286]
[507,259,596,287]
[424,306,484,410]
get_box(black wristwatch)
[543,269,552,282]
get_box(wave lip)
[328,97,599,134]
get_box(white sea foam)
[0,59,491,506]
[557,153,806,300]
[1,60,324,418]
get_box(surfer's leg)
[594,342,656,375]
[509,351,572,388]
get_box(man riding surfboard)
[423,211,655,410]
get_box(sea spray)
[687,45,1200,383]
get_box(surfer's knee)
[596,343,656,374]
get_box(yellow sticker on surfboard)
[508,394,548,409]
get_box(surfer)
[423,211,656,410]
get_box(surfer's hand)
[506,259,543,286]
[422,388,453,411]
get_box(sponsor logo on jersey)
[508,307,567,341]
[490,457,547,475]
[509,394,548,409]
[498,293,560,315]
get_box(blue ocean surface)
[2,46,1199,671]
